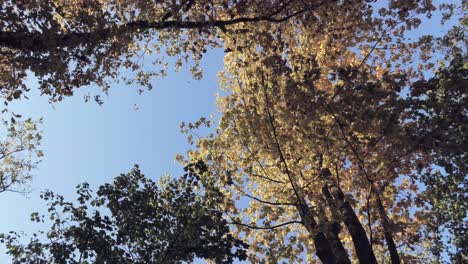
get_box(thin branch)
[0,146,27,160]
[366,182,374,251]
[249,172,286,184]
[325,103,373,184]
[258,73,304,208]
[78,223,93,263]
[299,170,321,195]
[230,220,302,230]
[232,182,296,206]
[326,17,412,105]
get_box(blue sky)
[0,48,225,262]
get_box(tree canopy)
[0,0,439,103]
[185,52,466,263]
[0,0,466,263]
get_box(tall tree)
[186,52,466,264]
[181,2,466,263]
[0,161,248,264]
[186,57,424,263]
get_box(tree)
[0,0,434,103]
[185,56,417,263]
[0,161,247,264]
[180,3,466,263]
[186,52,466,264]
[0,117,42,193]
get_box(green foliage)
[0,162,247,264]
[408,53,467,263]
[0,117,42,193]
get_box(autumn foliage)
[0,0,466,263]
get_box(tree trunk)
[314,232,338,264]
[376,194,400,264]
[340,200,377,264]
[322,186,351,264]
[325,222,351,264]
[321,169,377,264]
[296,204,337,264]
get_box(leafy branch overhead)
[0,0,441,102]
[0,0,327,102]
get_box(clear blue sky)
[0,48,225,262]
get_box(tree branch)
[0,1,326,53]
[230,220,302,230]
[231,182,296,206]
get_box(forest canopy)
[0,0,466,263]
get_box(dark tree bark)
[376,194,400,264]
[0,1,327,53]
[297,204,337,264]
[325,221,351,264]
[321,169,378,264]
[322,186,352,264]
